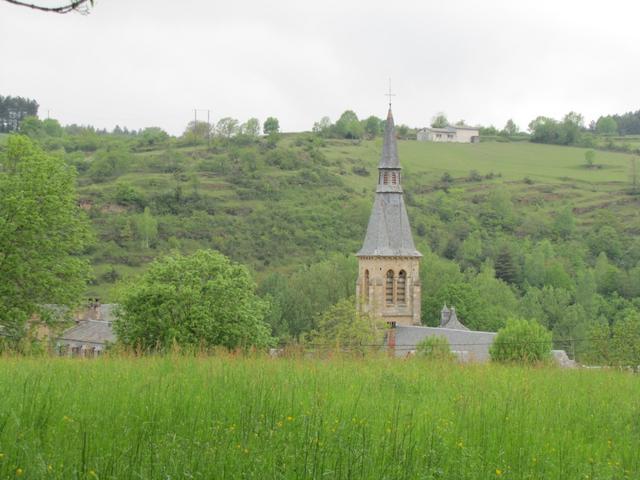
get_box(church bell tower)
[356,107,422,326]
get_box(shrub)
[416,336,455,360]
[490,318,552,364]
[114,250,274,351]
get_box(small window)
[364,269,370,302]
[386,270,394,305]
[391,172,397,184]
[383,172,389,184]
[397,270,406,304]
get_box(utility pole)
[194,108,211,147]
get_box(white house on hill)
[417,125,480,143]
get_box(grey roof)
[379,108,399,168]
[440,306,469,330]
[357,108,420,257]
[391,325,497,361]
[57,320,116,346]
[420,125,480,133]
[358,194,421,257]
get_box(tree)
[137,127,169,148]
[42,118,63,137]
[241,118,260,137]
[18,115,43,138]
[0,136,92,340]
[503,119,518,136]
[562,111,584,145]
[263,117,280,136]
[114,250,273,350]
[334,110,364,139]
[363,115,382,138]
[182,120,212,145]
[553,205,575,239]
[135,207,158,249]
[312,116,332,137]
[431,113,448,128]
[0,95,38,132]
[306,297,382,352]
[584,150,595,168]
[2,0,94,14]
[490,318,552,364]
[216,117,239,139]
[494,246,517,284]
[595,116,618,135]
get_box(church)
[355,105,495,360]
[356,107,422,326]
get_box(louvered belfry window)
[364,269,370,302]
[386,270,394,304]
[397,270,406,304]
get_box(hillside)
[5,124,640,355]
[78,136,640,299]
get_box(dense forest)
[2,96,640,363]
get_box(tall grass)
[0,355,638,479]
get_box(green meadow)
[1,356,638,479]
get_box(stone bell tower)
[356,107,422,326]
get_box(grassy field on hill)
[80,137,640,301]
[0,355,638,479]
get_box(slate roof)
[420,125,479,133]
[440,305,469,330]
[57,320,116,346]
[357,108,421,258]
[391,325,497,361]
[379,108,399,168]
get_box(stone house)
[56,301,116,356]
[417,125,480,143]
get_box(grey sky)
[1,0,638,135]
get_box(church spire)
[379,108,400,169]
[357,107,421,258]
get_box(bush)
[114,250,274,350]
[490,318,552,364]
[416,336,455,360]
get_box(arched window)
[386,270,394,305]
[391,172,397,184]
[364,269,370,303]
[383,172,389,184]
[397,270,406,304]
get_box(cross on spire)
[385,78,396,107]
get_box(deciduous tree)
[0,136,92,340]
[115,250,273,350]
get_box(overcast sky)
[1,0,639,135]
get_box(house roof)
[391,325,497,361]
[420,125,480,133]
[440,306,469,330]
[57,320,116,346]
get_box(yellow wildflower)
[0,453,4,460]
[287,416,293,421]
[48,465,53,472]
[496,469,502,476]
[457,441,464,448]
[16,468,23,477]
[88,470,97,478]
